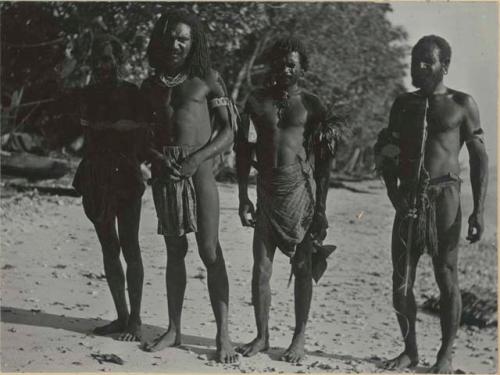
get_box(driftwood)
[215,166,374,194]
[4,182,79,197]
[1,151,70,180]
[421,290,497,328]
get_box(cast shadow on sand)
[0,306,207,348]
[1,305,434,371]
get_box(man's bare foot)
[383,352,419,370]
[236,337,269,357]
[216,337,239,364]
[142,328,180,352]
[118,320,142,342]
[429,356,453,374]
[281,335,306,363]
[93,319,127,336]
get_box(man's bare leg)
[237,222,276,357]
[117,196,144,341]
[143,235,187,351]
[384,215,420,370]
[193,162,238,363]
[93,220,129,335]
[282,236,313,363]
[430,189,462,374]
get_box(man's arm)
[379,97,408,214]
[462,95,489,242]
[308,98,337,242]
[178,71,235,177]
[235,100,256,227]
[136,80,165,163]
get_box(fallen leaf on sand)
[91,353,124,365]
[81,272,106,280]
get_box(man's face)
[270,51,303,88]
[93,45,118,83]
[411,44,447,90]
[163,22,192,71]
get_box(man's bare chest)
[399,97,463,138]
[250,97,309,133]
[425,100,463,135]
[148,81,208,117]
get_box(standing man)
[376,35,488,373]
[140,11,239,364]
[235,38,338,363]
[73,35,146,341]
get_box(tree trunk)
[343,147,360,174]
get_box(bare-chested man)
[139,11,238,363]
[235,38,338,363]
[376,35,488,373]
[73,35,146,341]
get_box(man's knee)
[165,236,188,261]
[433,261,459,295]
[292,255,311,279]
[198,240,221,267]
[253,260,273,283]
[391,270,416,308]
[97,232,121,260]
[121,242,142,265]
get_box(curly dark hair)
[90,34,125,67]
[147,10,211,78]
[264,37,309,71]
[413,35,452,65]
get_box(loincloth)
[151,145,197,237]
[73,152,145,224]
[399,172,461,257]
[256,158,316,257]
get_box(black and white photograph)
[0,1,497,373]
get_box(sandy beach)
[1,177,497,373]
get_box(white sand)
[1,181,497,373]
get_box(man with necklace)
[140,11,238,364]
[235,37,339,363]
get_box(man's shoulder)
[301,91,324,111]
[245,88,268,107]
[202,68,223,86]
[394,91,417,103]
[117,80,139,94]
[448,88,476,108]
[140,75,160,90]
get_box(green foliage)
[1,2,408,165]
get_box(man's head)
[265,37,308,89]
[411,35,451,90]
[90,36,123,83]
[147,11,210,77]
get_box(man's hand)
[239,197,256,227]
[467,212,484,243]
[310,211,328,243]
[388,190,411,216]
[174,155,201,179]
[156,155,182,181]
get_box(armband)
[209,97,240,133]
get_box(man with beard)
[73,35,146,341]
[140,11,238,364]
[376,35,488,373]
[235,37,338,363]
